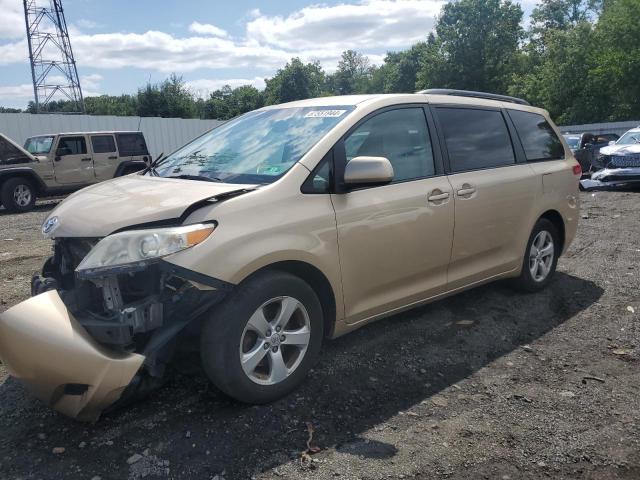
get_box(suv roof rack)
[416,88,530,106]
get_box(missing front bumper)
[0,290,144,421]
[580,167,640,190]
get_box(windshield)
[616,131,640,145]
[24,135,54,155]
[154,106,354,184]
[563,135,580,149]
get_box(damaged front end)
[0,233,231,421]
[581,151,640,190]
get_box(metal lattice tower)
[23,0,84,113]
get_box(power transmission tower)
[23,0,85,113]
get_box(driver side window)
[57,136,87,156]
[344,108,435,182]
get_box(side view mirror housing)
[343,156,394,186]
[608,140,616,146]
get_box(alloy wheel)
[239,296,311,385]
[13,184,32,207]
[529,230,554,282]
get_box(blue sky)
[0,0,537,108]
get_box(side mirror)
[608,140,616,146]
[343,156,394,186]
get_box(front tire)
[0,177,36,213]
[200,271,323,404]
[512,218,560,292]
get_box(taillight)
[572,164,582,176]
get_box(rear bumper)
[0,291,144,421]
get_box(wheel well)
[0,173,44,195]
[256,261,337,338]
[540,210,565,253]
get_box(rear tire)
[512,218,560,292]
[200,271,323,404]
[1,177,36,213]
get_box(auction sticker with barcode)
[304,110,347,118]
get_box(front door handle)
[427,191,450,202]
[108,155,117,160]
[81,157,92,162]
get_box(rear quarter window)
[508,110,564,161]
[116,133,149,157]
[436,107,515,172]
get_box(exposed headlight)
[76,223,215,276]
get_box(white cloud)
[0,39,27,65]
[188,22,229,38]
[0,0,25,39]
[1,0,442,73]
[246,0,444,51]
[80,73,103,96]
[186,77,266,98]
[0,83,33,99]
[0,74,102,107]
[69,31,292,72]
[0,0,447,106]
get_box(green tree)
[137,74,196,118]
[417,0,523,94]
[587,0,640,121]
[510,23,596,123]
[203,84,264,120]
[84,95,138,116]
[530,0,601,31]
[370,42,428,93]
[330,50,373,95]
[263,58,326,105]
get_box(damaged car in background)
[0,91,580,421]
[581,126,640,189]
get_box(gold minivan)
[0,90,581,420]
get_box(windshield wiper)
[168,174,224,183]
[142,152,166,176]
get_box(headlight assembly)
[76,223,215,277]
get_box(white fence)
[0,113,224,158]
[559,120,639,137]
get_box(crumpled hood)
[46,175,256,238]
[599,143,640,156]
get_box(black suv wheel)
[1,177,37,213]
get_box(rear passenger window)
[116,133,149,157]
[508,110,564,161]
[344,108,435,182]
[436,108,515,172]
[91,135,116,154]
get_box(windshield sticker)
[304,109,347,118]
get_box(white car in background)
[581,126,640,189]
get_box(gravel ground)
[0,191,638,480]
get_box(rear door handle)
[108,155,117,160]
[81,157,92,162]
[456,185,476,197]
[427,192,450,202]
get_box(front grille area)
[609,154,640,168]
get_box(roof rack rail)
[416,88,530,106]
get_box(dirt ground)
[0,191,638,480]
